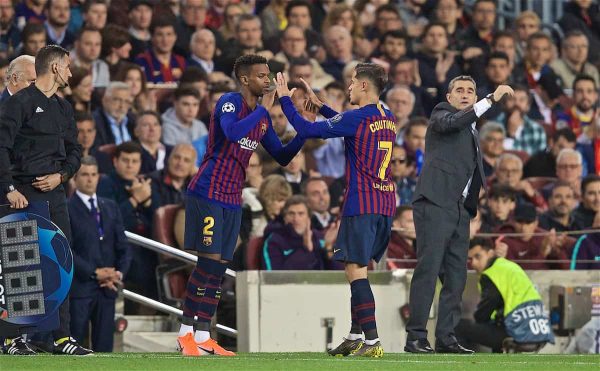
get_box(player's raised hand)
[493,85,515,102]
[261,88,276,111]
[299,78,323,110]
[275,72,296,98]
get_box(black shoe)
[3,337,37,355]
[435,341,474,354]
[53,338,94,356]
[404,338,434,353]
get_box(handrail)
[125,231,236,277]
[122,289,238,338]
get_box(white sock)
[365,338,379,346]
[194,330,210,343]
[347,333,364,341]
[178,324,194,337]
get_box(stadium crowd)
[1,0,599,352]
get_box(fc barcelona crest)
[260,122,268,135]
[203,236,212,246]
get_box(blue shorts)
[183,196,242,261]
[333,214,392,266]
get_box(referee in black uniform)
[0,45,92,356]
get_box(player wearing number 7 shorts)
[177,54,305,356]
[456,238,555,352]
[274,63,397,358]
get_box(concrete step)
[123,332,178,353]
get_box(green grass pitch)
[0,353,598,371]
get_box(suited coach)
[404,76,514,354]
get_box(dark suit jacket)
[92,108,136,147]
[412,102,487,217]
[68,194,131,298]
[0,88,10,102]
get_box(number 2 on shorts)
[203,216,215,236]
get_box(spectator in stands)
[321,25,355,82]
[115,62,156,114]
[101,24,132,78]
[478,52,512,98]
[135,17,186,83]
[72,26,110,88]
[66,66,93,112]
[513,11,541,64]
[149,143,196,206]
[416,22,461,115]
[218,2,243,42]
[267,99,290,139]
[458,0,497,59]
[218,14,271,76]
[257,174,293,233]
[19,23,47,57]
[303,177,334,231]
[391,146,415,206]
[0,55,35,101]
[274,132,308,195]
[398,0,427,38]
[523,128,577,178]
[555,75,599,141]
[364,4,403,46]
[259,0,288,44]
[273,25,334,89]
[403,117,427,158]
[491,31,518,75]
[572,174,600,229]
[44,0,75,49]
[385,86,414,145]
[558,0,600,65]
[322,3,372,59]
[513,32,563,124]
[0,0,21,57]
[245,152,263,189]
[481,184,517,233]
[262,195,336,270]
[539,181,579,232]
[15,0,46,26]
[187,29,216,75]
[543,148,584,200]
[479,121,506,177]
[179,67,210,115]
[97,141,160,304]
[570,206,600,269]
[551,31,599,90]
[127,0,153,58]
[285,0,324,62]
[241,153,266,238]
[434,0,465,48]
[370,30,409,73]
[495,85,547,155]
[498,203,571,270]
[387,205,417,269]
[494,153,547,209]
[174,0,212,57]
[82,0,108,30]
[288,57,313,86]
[161,86,207,146]
[133,111,171,175]
[69,155,131,352]
[93,82,135,147]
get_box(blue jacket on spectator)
[261,222,329,270]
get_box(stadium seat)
[98,143,117,159]
[153,204,182,247]
[502,338,546,353]
[526,176,557,190]
[246,237,265,270]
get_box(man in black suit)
[68,156,131,352]
[0,55,36,102]
[405,76,514,354]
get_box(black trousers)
[17,184,72,341]
[455,318,508,352]
[406,197,470,344]
[70,293,116,352]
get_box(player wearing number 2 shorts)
[275,63,397,358]
[176,54,304,356]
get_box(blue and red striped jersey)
[280,96,397,217]
[188,92,304,208]
[134,50,186,83]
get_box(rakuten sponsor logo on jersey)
[238,137,259,151]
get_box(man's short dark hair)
[76,26,101,41]
[288,81,307,93]
[101,24,130,58]
[180,66,208,84]
[469,237,494,250]
[324,81,345,92]
[394,205,412,220]
[74,110,94,124]
[285,0,312,19]
[80,155,99,168]
[209,82,231,97]
[487,51,509,65]
[380,30,409,45]
[174,86,201,101]
[35,44,69,75]
[233,54,268,80]
[235,14,260,32]
[150,16,176,35]
[581,174,600,195]
[289,57,312,69]
[301,177,328,195]
[355,63,387,94]
[83,0,107,13]
[573,74,597,91]
[492,30,514,47]
[448,75,476,93]
[136,110,162,126]
[375,4,400,18]
[563,29,587,41]
[553,127,577,143]
[488,184,517,201]
[526,32,552,49]
[115,141,143,159]
[550,180,573,196]
[405,117,428,136]
[422,21,448,39]
[283,194,310,214]
[474,0,497,9]
[22,23,46,43]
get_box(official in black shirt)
[0,45,92,356]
